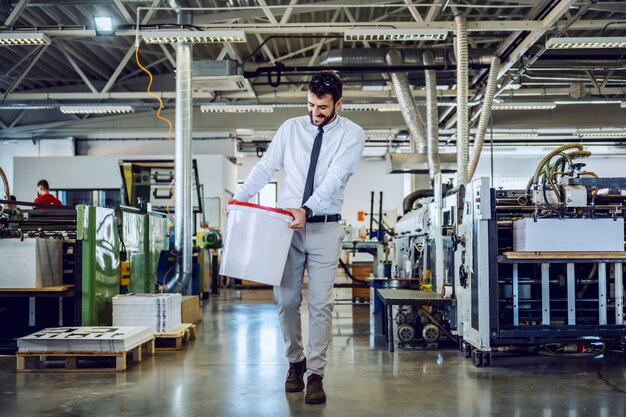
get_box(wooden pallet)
[153,323,196,351]
[16,338,155,372]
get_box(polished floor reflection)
[1,288,626,417]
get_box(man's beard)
[309,108,336,127]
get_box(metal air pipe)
[166,0,194,293]
[455,12,469,186]
[423,50,440,179]
[468,55,500,181]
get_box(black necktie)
[302,126,324,205]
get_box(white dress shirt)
[234,114,365,215]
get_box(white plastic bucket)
[219,201,295,286]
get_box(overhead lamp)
[554,99,621,105]
[143,30,247,44]
[200,104,273,113]
[94,16,115,36]
[342,103,401,112]
[0,104,55,110]
[492,102,556,110]
[578,130,626,138]
[59,105,134,114]
[344,28,448,42]
[0,32,50,46]
[546,36,626,49]
[488,133,539,138]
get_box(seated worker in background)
[7,195,18,211]
[34,179,62,208]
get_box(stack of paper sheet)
[17,326,153,353]
[112,293,182,333]
[0,238,62,288]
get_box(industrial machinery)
[119,206,169,294]
[0,200,121,351]
[119,159,208,295]
[389,146,626,365]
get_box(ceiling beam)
[101,44,136,94]
[257,0,278,25]
[57,43,99,94]
[425,0,445,22]
[9,110,28,128]
[498,0,578,79]
[114,0,135,24]
[4,0,29,27]
[403,0,423,22]
[61,41,111,80]
[1,44,49,98]
[279,0,298,25]
[158,43,176,67]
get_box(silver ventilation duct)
[469,56,500,181]
[385,49,428,153]
[423,50,440,180]
[166,0,193,293]
[455,12,469,186]
[319,48,495,66]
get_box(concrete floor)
[1,288,626,417]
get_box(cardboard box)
[181,295,203,323]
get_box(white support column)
[567,263,576,325]
[513,263,519,326]
[598,263,607,325]
[541,263,550,325]
[615,263,624,325]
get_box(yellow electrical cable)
[135,46,174,141]
[549,171,567,202]
[579,171,599,203]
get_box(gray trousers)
[273,221,343,377]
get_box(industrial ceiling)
[0,0,624,150]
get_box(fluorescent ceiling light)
[488,133,539,138]
[94,16,115,36]
[546,36,626,49]
[578,130,626,137]
[554,99,621,105]
[492,102,556,110]
[344,28,448,42]
[342,103,401,112]
[143,30,246,44]
[0,32,50,45]
[200,104,273,113]
[60,105,134,114]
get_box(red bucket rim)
[228,201,294,218]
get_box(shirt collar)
[309,114,341,133]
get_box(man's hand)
[225,199,240,216]
[285,207,306,230]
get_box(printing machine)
[389,146,626,365]
[0,200,121,352]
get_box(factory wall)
[11,154,236,229]
[0,139,74,197]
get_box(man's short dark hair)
[37,179,50,190]
[9,195,16,201]
[308,71,342,103]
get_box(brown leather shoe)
[285,359,306,392]
[305,374,326,404]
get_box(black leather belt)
[308,214,341,223]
